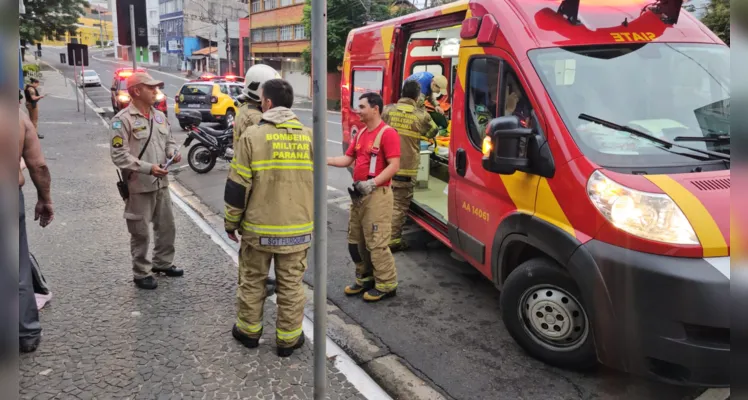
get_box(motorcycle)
[179,110,234,174]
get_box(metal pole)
[130,4,137,70]
[311,0,327,394]
[98,10,104,47]
[225,19,230,75]
[82,62,87,120]
[73,53,80,112]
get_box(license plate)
[187,104,201,108]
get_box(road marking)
[39,121,73,125]
[695,389,730,400]
[168,188,392,400]
[328,139,342,145]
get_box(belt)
[392,175,412,182]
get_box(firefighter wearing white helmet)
[233,64,281,148]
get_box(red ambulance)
[340,0,730,387]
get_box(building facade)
[110,0,160,64]
[40,6,114,47]
[248,0,310,97]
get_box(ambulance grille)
[690,178,730,191]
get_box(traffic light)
[116,0,149,47]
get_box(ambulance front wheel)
[500,257,597,371]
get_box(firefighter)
[232,64,282,292]
[382,79,439,252]
[232,64,281,148]
[224,78,313,357]
[327,92,401,302]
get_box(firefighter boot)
[363,288,397,302]
[277,332,305,357]
[345,273,374,296]
[232,324,261,349]
[388,238,410,253]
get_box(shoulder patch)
[155,114,164,124]
[112,136,123,148]
[112,120,123,129]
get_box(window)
[411,63,443,76]
[466,57,500,147]
[251,0,261,12]
[280,26,292,41]
[252,29,262,42]
[263,27,277,41]
[219,84,229,95]
[263,0,275,10]
[351,68,383,108]
[150,10,157,20]
[180,84,212,95]
[294,24,305,40]
[230,85,243,97]
[151,27,160,36]
[280,0,291,5]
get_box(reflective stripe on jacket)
[382,98,438,178]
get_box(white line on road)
[695,389,730,400]
[168,189,392,400]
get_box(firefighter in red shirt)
[327,92,401,302]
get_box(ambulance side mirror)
[481,114,555,178]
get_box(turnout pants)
[348,186,397,292]
[236,241,308,348]
[390,178,415,245]
[19,189,41,344]
[123,187,176,278]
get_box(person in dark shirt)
[24,78,45,137]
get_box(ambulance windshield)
[529,43,729,168]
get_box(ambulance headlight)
[587,170,698,245]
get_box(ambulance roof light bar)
[557,0,684,26]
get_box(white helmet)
[243,64,281,103]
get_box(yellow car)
[174,78,244,130]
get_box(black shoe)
[37,134,44,139]
[266,278,276,297]
[152,265,184,277]
[232,325,261,349]
[133,275,158,290]
[277,333,305,357]
[20,337,41,353]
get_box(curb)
[168,176,453,400]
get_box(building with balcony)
[248,0,309,97]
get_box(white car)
[79,70,101,87]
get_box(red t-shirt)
[346,121,401,186]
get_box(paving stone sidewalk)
[18,73,368,400]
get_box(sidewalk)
[19,71,379,399]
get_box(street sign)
[67,43,89,66]
[116,0,148,47]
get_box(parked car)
[79,70,101,87]
[110,68,168,117]
[174,78,243,130]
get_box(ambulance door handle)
[456,148,467,177]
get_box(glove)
[354,179,377,196]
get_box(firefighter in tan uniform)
[110,72,184,290]
[232,64,281,148]
[383,80,439,252]
[224,79,313,357]
[328,92,401,302]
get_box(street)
[28,53,727,400]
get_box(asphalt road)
[38,48,719,400]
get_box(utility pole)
[225,18,230,75]
[130,4,137,69]
[311,0,327,395]
[98,9,104,47]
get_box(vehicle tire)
[222,109,235,129]
[188,144,216,174]
[500,257,597,371]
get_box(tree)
[20,0,90,44]
[700,0,729,45]
[300,0,412,74]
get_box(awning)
[192,46,217,56]
[189,55,205,60]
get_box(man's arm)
[420,111,440,139]
[164,118,178,158]
[224,133,254,238]
[373,127,401,186]
[110,118,153,175]
[20,111,51,203]
[327,155,354,168]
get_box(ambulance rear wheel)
[500,258,597,370]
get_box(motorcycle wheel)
[188,144,217,174]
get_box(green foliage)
[20,0,90,44]
[700,0,730,45]
[301,0,415,75]
[22,64,40,73]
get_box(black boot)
[133,275,158,290]
[19,336,41,353]
[232,325,261,349]
[152,265,184,277]
[277,333,305,357]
